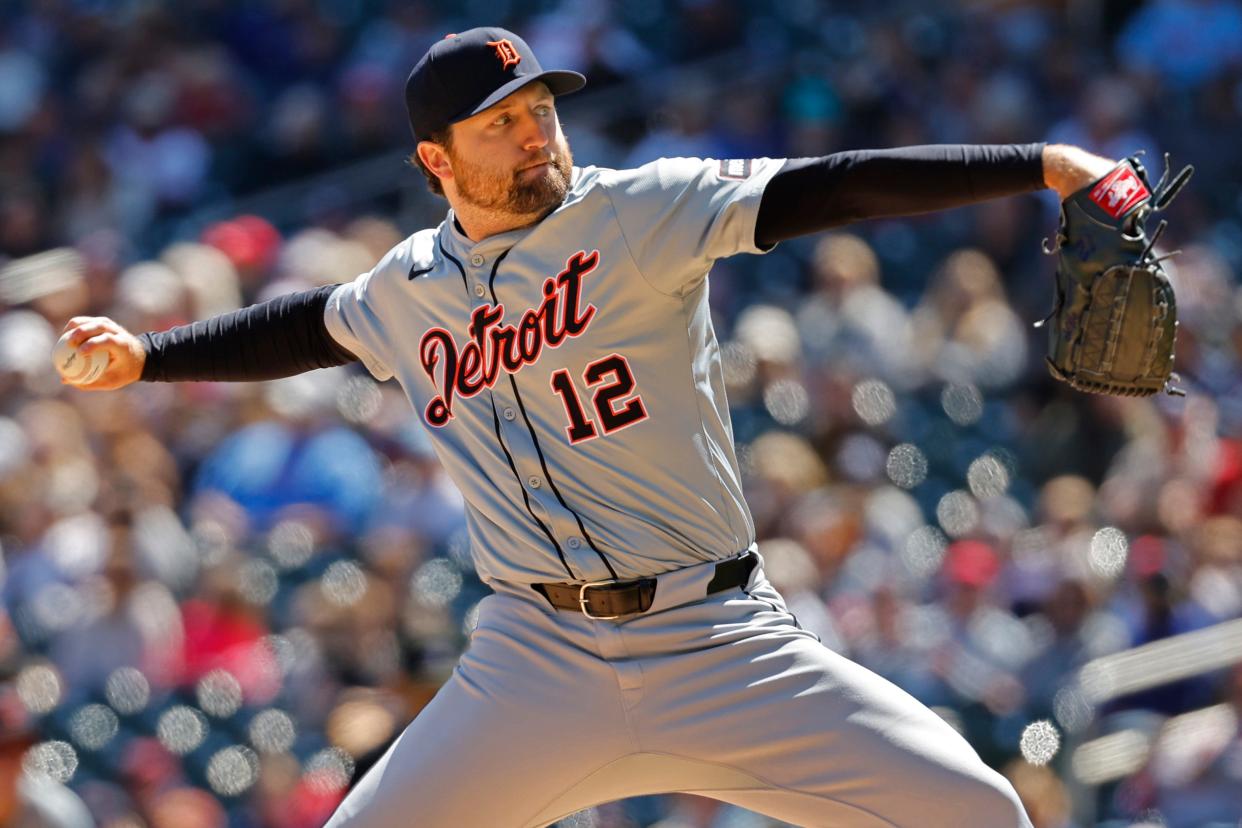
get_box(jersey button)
[473,283,486,298]
[503,408,516,421]
[527,475,542,489]
[470,254,484,267]
[566,537,582,550]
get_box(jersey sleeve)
[603,157,785,296]
[323,250,404,382]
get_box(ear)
[417,140,453,184]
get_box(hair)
[407,126,454,196]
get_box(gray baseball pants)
[324,554,1032,827]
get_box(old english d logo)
[487,39,521,71]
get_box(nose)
[519,112,551,152]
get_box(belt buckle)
[578,580,621,620]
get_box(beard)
[450,135,574,216]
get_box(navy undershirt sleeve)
[139,284,358,382]
[755,143,1047,248]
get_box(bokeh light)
[1088,527,1128,580]
[68,704,119,751]
[763,379,810,426]
[191,518,234,567]
[206,745,259,796]
[23,740,79,783]
[105,667,151,715]
[157,706,208,755]
[322,559,368,607]
[268,519,315,570]
[249,709,297,754]
[16,663,63,714]
[238,558,279,606]
[303,746,355,795]
[1020,720,1061,766]
[720,341,757,388]
[886,443,928,489]
[851,379,897,426]
[283,629,324,672]
[936,490,979,538]
[966,453,1010,499]
[412,559,463,609]
[264,633,296,675]
[901,526,949,579]
[197,669,244,718]
[940,383,983,426]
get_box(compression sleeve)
[754,143,1047,247]
[139,284,359,382]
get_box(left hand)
[1042,144,1118,200]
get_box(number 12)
[550,354,649,444]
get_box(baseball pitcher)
[60,27,1144,828]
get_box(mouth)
[519,158,553,173]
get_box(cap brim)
[455,70,587,124]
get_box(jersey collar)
[440,167,585,261]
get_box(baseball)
[52,330,109,385]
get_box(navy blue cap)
[405,28,586,141]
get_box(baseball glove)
[1037,154,1193,397]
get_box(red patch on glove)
[1089,163,1150,219]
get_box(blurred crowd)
[2,1,1242,827]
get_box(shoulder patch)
[718,159,752,180]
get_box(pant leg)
[323,593,638,828]
[621,572,1033,828]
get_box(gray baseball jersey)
[325,157,782,585]
[321,156,1033,827]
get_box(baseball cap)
[405,28,586,141]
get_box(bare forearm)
[1042,144,1118,200]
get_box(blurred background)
[1,0,1241,826]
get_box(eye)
[492,113,512,127]
[534,104,553,117]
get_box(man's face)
[441,83,574,216]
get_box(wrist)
[1043,144,1117,200]
[134,331,153,382]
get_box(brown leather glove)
[1038,154,1193,397]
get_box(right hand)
[58,316,147,390]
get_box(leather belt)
[532,551,758,619]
